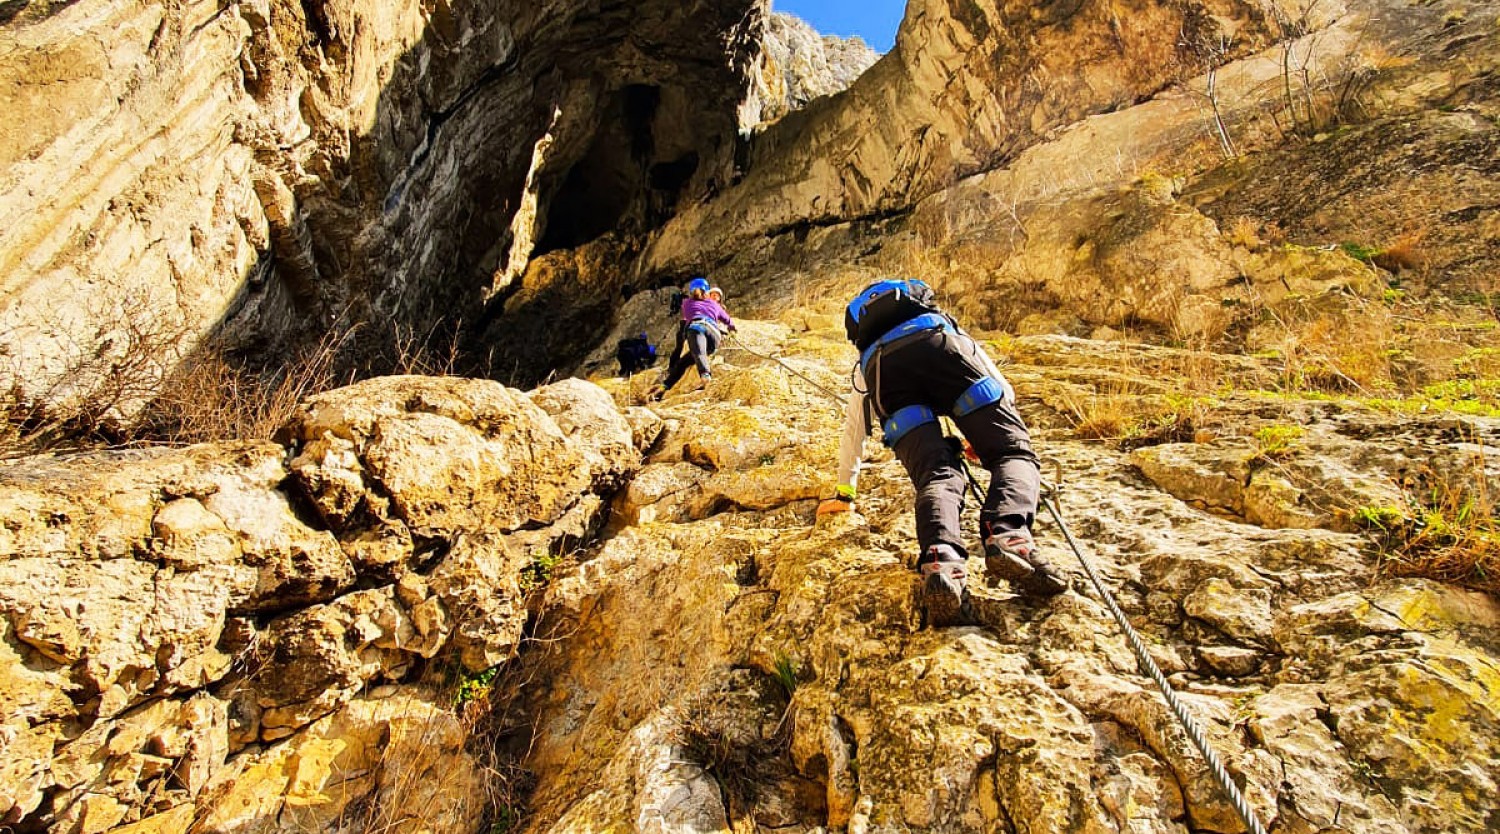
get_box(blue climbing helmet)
[687,277,710,294]
[844,278,940,350]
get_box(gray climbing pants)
[869,329,1041,558]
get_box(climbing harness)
[952,453,1270,834]
[881,404,937,447]
[858,312,953,377]
[779,300,1271,830]
[723,333,849,408]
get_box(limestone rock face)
[0,0,765,417]
[509,319,1500,834]
[648,0,1496,369]
[643,0,1300,276]
[749,13,879,125]
[0,375,635,831]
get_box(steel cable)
[722,333,849,408]
[1040,490,1269,834]
[954,456,1269,834]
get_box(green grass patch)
[1351,492,1500,594]
[520,551,564,591]
[771,652,801,699]
[1252,424,1304,461]
[1240,386,1500,418]
[1339,241,1382,263]
[454,664,501,706]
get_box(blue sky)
[773,0,906,53]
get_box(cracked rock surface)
[515,317,1500,834]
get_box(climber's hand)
[962,440,980,463]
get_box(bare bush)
[132,327,356,444]
[0,285,193,453]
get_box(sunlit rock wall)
[0,0,764,417]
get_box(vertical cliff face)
[747,13,880,126]
[0,0,765,418]
[640,0,1312,276]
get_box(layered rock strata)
[0,375,643,832]
[0,0,763,417]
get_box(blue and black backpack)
[616,334,658,376]
[844,279,940,350]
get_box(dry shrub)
[1372,229,1426,273]
[4,311,466,453]
[1353,457,1500,593]
[0,286,193,452]
[383,320,464,377]
[135,328,353,444]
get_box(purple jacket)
[679,297,734,329]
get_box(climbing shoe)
[981,525,1068,598]
[917,544,971,627]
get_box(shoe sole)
[984,550,1035,583]
[1017,567,1068,598]
[922,572,968,627]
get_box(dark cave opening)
[534,84,663,254]
[534,83,706,255]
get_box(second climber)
[654,277,735,399]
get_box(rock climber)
[816,278,1067,626]
[653,277,735,399]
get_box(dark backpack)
[844,279,940,350]
[616,335,658,376]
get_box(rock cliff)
[0,375,642,831]
[2,0,1500,830]
[7,312,1496,832]
[0,0,764,418]
[748,13,880,125]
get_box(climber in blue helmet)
[652,278,735,400]
[816,278,1067,626]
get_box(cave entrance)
[535,83,702,255]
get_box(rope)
[723,333,849,408]
[954,455,1270,834]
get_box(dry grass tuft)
[668,673,797,824]
[1060,387,1216,448]
[1226,216,1266,249]
[1352,457,1500,593]
[1259,292,1401,396]
[1372,229,1426,273]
